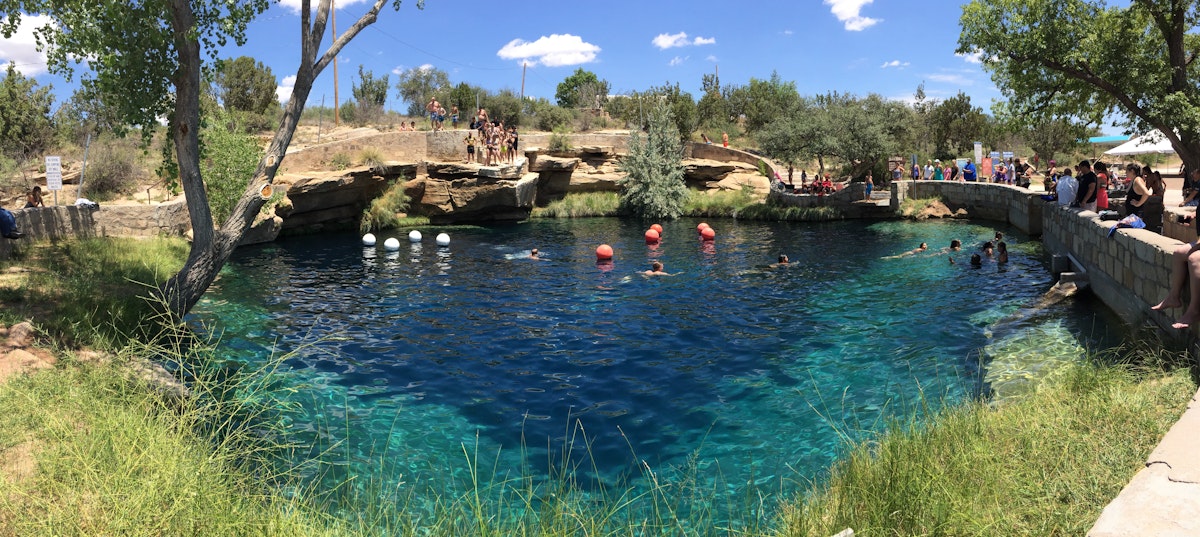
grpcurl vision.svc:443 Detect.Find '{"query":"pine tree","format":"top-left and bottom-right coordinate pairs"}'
top-left (618, 101), bottom-right (688, 220)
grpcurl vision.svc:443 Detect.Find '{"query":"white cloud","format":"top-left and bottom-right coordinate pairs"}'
top-left (928, 73), bottom-right (971, 85)
top-left (880, 60), bottom-right (910, 69)
top-left (781, 29), bottom-right (794, 36)
top-left (0, 14), bottom-right (55, 76)
top-left (669, 56), bottom-right (687, 67)
top-left (825, 0), bottom-right (880, 31)
top-left (497, 34), bottom-right (600, 67)
top-left (277, 0), bottom-right (371, 14)
top-left (706, 55), bottom-right (719, 63)
top-left (276, 75), bottom-right (297, 104)
top-left (652, 32), bottom-right (717, 49)
top-left (957, 50), bottom-right (984, 64)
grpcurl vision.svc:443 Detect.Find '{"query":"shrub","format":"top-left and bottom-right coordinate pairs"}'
top-left (329, 152), bottom-right (352, 170)
top-left (536, 105), bottom-right (574, 132)
top-left (201, 114), bottom-right (264, 224)
top-left (617, 101), bottom-right (688, 220)
top-left (360, 179), bottom-right (410, 232)
top-left (358, 147), bottom-right (384, 170)
top-left (83, 138), bottom-right (142, 201)
top-left (548, 131), bottom-right (573, 153)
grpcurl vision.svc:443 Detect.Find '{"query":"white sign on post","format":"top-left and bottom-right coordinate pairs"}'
top-left (45, 156), bottom-right (63, 191)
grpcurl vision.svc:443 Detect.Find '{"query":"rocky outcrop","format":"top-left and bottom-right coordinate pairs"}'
top-left (414, 173), bottom-right (539, 224)
top-left (275, 163), bottom-right (415, 232)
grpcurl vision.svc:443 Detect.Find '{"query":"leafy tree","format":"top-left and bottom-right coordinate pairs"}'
top-left (201, 109), bottom-right (263, 223)
top-left (756, 97), bottom-right (833, 168)
top-left (555, 68), bottom-right (609, 109)
top-left (927, 91), bottom-right (987, 159)
top-left (730, 72), bottom-right (801, 133)
top-left (1018, 115), bottom-right (1090, 165)
top-left (959, 0), bottom-right (1200, 172)
top-left (352, 65), bottom-right (389, 108)
top-left (395, 65), bottom-right (449, 116)
top-left (0, 64), bottom-right (55, 161)
top-left (55, 84), bottom-right (127, 145)
top-left (0, 0), bottom-right (424, 317)
top-left (481, 89), bottom-right (523, 126)
top-left (215, 56), bottom-right (278, 115)
top-left (446, 81), bottom-right (480, 118)
top-left (696, 72), bottom-right (729, 128)
top-left (618, 101), bottom-right (688, 220)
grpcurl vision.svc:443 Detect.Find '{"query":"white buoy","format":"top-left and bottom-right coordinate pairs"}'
top-left (362, 233), bottom-right (377, 246)
top-left (435, 233), bottom-right (450, 246)
top-left (383, 237), bottom-right (401, 251)
top-left (408, 230), bottom-right (423, 243)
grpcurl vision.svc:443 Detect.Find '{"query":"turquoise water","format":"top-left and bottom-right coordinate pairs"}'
top-left (193, 217), bottom-right (1123, 522)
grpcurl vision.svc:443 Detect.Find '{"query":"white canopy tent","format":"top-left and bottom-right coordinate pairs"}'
top-left (1104, 131), bottom-right (1176, 156)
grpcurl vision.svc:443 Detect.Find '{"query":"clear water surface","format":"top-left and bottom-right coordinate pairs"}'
top-left (192, 217), bottom-right (1124, 521)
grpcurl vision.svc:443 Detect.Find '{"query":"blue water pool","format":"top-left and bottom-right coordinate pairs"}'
top-left (192, 217), bottom-right (1124, 523)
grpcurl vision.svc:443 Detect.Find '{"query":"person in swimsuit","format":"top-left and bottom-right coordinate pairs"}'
top-left (642, 261), bottom-right (678, 276)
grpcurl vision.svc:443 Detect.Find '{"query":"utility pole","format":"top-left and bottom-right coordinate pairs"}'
top-left (520, 62), bottom-right (526, 103)
top-left (332, 0), bottom-right (339, 128)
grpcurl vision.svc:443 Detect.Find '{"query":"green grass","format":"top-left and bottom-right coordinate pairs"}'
top-left (0, 237), bottom-right (189, 349)
top-left (360, 179), bottom-right (414, 232)
top-left (778, 359), bottom-right (1195, 536)
top-left (532, 191), bottom-right (620, 218)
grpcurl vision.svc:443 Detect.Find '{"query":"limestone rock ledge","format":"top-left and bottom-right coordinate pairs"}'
top-left (415, 173), bottom-right (539, 224)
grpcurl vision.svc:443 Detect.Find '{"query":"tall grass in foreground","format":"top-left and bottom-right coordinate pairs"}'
top-left (0, 237), bottom-right (189, 349)
top-left (779, 358), bottom-right (1195, 536)
top-left (533, 191), bottom-right (620, 218)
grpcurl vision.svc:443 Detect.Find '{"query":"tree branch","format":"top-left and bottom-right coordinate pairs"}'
top-left (314, 0), bottom-right (386, 74)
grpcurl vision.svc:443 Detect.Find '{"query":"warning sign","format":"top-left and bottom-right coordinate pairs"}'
top-left (45, 156), bottom-right (63, 191)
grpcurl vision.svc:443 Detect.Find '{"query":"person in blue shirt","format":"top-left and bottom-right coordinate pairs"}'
top-left (962, 159), bottom-right (977, 182)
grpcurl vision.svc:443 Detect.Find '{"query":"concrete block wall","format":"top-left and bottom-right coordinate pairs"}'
top-left (902, 180), bottom-right (1043, 236)
top-left (1042, 204), bottom-right (1181, 331)
top-left (0, 201), bottom-right (191, 260)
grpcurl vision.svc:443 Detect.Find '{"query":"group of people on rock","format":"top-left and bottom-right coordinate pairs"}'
top-left (462, 109), bottom-right (518, 166)
top-left (424, 98), bottom-right (458, 132)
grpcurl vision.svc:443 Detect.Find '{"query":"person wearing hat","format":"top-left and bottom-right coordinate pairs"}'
top-left (932, 159), bottom-right (945, 181)
top-left (1073, 160), bottom-right (1098, 211)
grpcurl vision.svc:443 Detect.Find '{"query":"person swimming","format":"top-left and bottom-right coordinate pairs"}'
top-left (982, 241), bottom-right (995, 258)
top-left (885, 242), bottom-right (929, 259)
top-left (642, 260), bottom-right (678, 276)
top-left (530, 248), bottom-right (540, 259)
top-left (997, 241), bottom-right (1008, 264)
top-left (969, 253), bottom-right (983, 267)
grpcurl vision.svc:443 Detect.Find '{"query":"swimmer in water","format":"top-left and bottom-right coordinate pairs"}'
top-left (997, 241), bottom-right (1008, 264)
top-left (769, 253), bottom-right (791, 268)
top-left (982, 241), bottom-right (995, 258)
top-left (642, 260), bottom-right (678, 276)
top-left (885, 242), bottom-right (928, 259)
top-left (969, 253), bottom-right (983, 267)
top-left (530, 248), bottom-right (540, 259)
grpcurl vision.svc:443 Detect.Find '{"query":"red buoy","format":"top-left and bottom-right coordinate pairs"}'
top-left (596, 244), bottom-right (614, 260)
top-left (697, 222), bottom-right (710, 233)
top-left (644, 229), bottom-right (660, 244)
top-left (651, 223), bottom-right (663, 234)
top-left (700, 227), bottom-right (716, 240)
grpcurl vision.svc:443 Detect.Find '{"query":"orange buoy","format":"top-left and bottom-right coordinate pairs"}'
top-left (596, 244), bottom-right (614, 260)
top-left (700, 227), bottom-right (716, 240)
top-left (644, 229), bottom-right (660, 244)
top-left (697, 222), bottom-right (710, 233)
top-left (651, 223), bottom-right (663, 234)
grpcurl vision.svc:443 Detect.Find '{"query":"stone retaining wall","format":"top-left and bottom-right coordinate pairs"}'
top-left (0, 201), bottom-right (191, 260)
top-left (892, 180), bottom-right (1043, 236)
top-left (891, 180), bottom-right (1185, 334)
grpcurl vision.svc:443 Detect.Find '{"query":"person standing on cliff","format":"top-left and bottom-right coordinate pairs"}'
top-left (426, 97), bottom-right (438, 129)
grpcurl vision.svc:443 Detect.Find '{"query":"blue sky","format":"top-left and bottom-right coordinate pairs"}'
top-left (1, 0), bottom-right (1000, 117)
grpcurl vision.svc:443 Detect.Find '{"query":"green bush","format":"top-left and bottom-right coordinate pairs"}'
top-left (201, 113), bottom-right (264, 224)
top-left (535, 105), bottom-right (574, 132)
top-left (617, 101), bottom-right (688, 220)
top-left (329, 152), bottom-right (352, 171)
top-left (83, 138), bottom-right (143, 201)
top-left (360, 179), bottom-right (411, 232)
top-left (547, 131), bottom-right (573, 153)
top-left (532, 192), bottom-right (619, 218)
top-left (358, 147), bottom-right (384, 170)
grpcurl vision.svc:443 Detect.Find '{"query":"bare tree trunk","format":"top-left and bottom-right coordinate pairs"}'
top-left (157, 0), bottom-right (397, 318)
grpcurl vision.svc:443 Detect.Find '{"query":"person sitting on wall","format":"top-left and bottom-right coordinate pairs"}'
top-left (1152, 215), bottom-right (1200, 329)
top-left (25, 186), bottom-right (43, 208)
top-left (0, 206), bottom-right (22, 239)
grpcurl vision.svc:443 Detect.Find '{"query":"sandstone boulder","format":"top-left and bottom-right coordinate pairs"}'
top-left (416, 173), bottom-right (539, 224)
top-left (713, 172), bottom-right (771, 197)
top-left (529, 156), bottom-right (580, 172)
top-left (683, 158), bottom-right (742, 182)
top-left (426, 162), bottom-right (479, 179)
